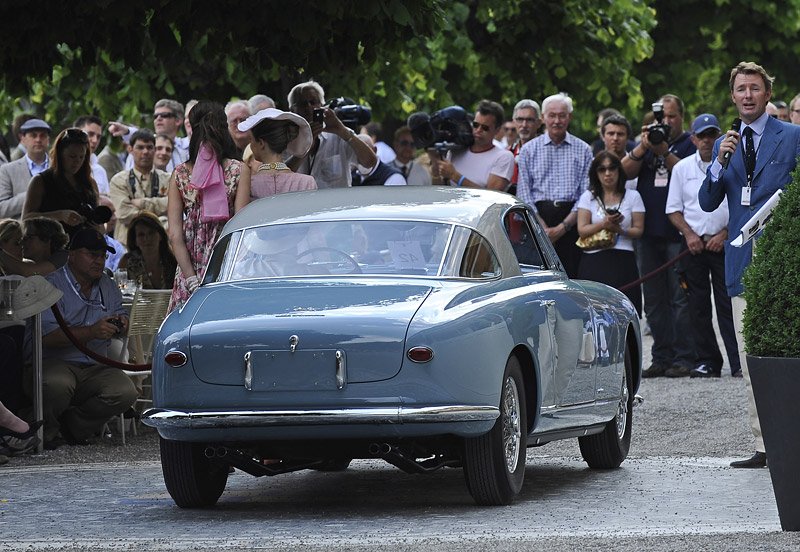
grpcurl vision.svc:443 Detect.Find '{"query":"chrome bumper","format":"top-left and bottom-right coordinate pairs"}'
top-left (141, 405), bottom-right (500, 429)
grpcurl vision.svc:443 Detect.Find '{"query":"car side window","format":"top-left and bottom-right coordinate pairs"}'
top-left (458, 231), bottom-right (501, 278)
top-left (504, 209), bottom-right (545, 269)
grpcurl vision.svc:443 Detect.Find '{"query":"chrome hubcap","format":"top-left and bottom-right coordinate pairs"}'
top-left (616, 370), bottom-right (629, 439)
top-left (502, 375), bottom-right (522, 473)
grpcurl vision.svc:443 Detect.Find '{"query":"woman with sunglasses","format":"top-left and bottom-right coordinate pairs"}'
top-left (576, 151), bottom-right (645, 315)
top-left (167, 101), bottom-right (242, 311)
top-left (0, 217), bottom-right (69, 277)
top-left (22, 128), bottom-right (100, 237)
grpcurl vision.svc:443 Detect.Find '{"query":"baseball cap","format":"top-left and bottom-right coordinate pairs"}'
top-left (19, 119), bottom-right (51, 133)
top-left (68, 228), bottom-right (116, 254)
top-left (692, 114), bottom-right (721, 135)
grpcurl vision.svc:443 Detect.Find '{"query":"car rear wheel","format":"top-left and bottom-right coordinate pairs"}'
top-left (160, 438), bottom-right (229, 508)
top-left (463, 356), bottom-right (527, 505)
top-left (579, 344), bottom-right (633, 468)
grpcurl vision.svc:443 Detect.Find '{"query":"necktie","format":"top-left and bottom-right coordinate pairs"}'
top-left (743, 126), bottom-right (756, 183)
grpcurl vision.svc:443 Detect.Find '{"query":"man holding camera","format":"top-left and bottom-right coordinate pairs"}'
top-left (622, 94), bottom-right (696, 379)
top-left (287, 81), bottom-right (377, 189)
top-left (434, 100), bottom-right (515, 192)
top-left (23, 228), bottom-right (137, 449)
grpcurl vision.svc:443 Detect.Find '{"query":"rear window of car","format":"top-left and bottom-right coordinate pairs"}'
top-left (215, 220), bottom-right (455, 280)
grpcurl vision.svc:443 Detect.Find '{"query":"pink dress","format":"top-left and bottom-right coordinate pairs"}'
top-left (249, 170), bottom-right (317, 200)
top-left (168, 158), bottom-right (242, 311)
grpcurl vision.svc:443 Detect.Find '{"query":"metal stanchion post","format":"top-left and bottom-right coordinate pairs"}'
top-left (33, 312), bottom-right (43, 453)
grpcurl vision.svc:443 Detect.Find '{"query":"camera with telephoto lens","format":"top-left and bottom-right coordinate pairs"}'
top-left (77, 203), bottom-right (113, 226)
top-left (108, 316), bottom-right (124, 333)
top-left (646, 102), bottom-right (672, 145)
top-left (407, 106), bottom-right (475, 156)
top-left (328, 97), bottom-right (371, 130)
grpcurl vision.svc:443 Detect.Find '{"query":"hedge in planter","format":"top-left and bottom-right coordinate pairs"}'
top-left (743, 169), bottom-right (800, 357)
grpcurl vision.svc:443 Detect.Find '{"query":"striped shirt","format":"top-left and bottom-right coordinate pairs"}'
top-left (516, 132), bottom-right (593, 214)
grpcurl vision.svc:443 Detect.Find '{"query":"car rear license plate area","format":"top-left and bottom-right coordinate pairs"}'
top-left (246, 350), bottom-right (344, 391)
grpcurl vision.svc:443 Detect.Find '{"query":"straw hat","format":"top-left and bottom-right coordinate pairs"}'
top-left (12, 275), bottom-right (63, 320)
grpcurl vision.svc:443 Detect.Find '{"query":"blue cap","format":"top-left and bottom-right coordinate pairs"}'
top-left (19, 119), bottom-right (51, 133)
top-left (692, 114), bottom-right (720, 135)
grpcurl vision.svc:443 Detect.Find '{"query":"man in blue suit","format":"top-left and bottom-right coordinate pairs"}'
top-left (699, 61), bottom-right (800, 469)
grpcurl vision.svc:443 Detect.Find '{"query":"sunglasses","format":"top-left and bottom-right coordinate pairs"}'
top-left (153, 112), bottom-right (177, 120)
top-left (63, 128), bottom-right (89, 144)
top-left (596, 165), bottom-right (619, 173)
top-left (471, 121), bottom-right (492, 132)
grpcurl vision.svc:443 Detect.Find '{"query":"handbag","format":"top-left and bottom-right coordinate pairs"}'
top-left (575, 192), bottom-right (623, 251)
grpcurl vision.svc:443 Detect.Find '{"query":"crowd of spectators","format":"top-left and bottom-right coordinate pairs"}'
top-left (0, 67), bottom-right (793, 464)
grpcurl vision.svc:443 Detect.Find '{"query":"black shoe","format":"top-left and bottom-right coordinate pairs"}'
top-left (731, 369), bottom-right (743, 378)
top-left (642, 362), bottom-right (669, 378)
top-left (59, 424), bottom-right (92, 447)
top-left (44, 437), bottom-right (66, 450)
top-left (665, 364), bottom-right (692, 378)
top-left (690, 364), bottom-right (721, 378)
top-left (730, 451), bottom-right (767, 468)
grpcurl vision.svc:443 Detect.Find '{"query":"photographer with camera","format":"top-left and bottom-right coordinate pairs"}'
top-left (22, 227), bottom-right (137, 449)
top-left (286, 81), bottom-right (377, 189)
top-left (432, 100), bottom-right (514, 192)
top-left (621, 94), bottom-right (696, 379)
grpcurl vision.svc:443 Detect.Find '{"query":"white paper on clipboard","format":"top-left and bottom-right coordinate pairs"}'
top-left (731, 189), bottom-right (783, 247)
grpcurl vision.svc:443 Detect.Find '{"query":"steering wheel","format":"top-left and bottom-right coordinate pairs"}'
top-left (295, 247), bottom-right (362, 274)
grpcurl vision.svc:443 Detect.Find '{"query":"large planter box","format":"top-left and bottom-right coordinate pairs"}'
top-left (747, 355), bottom-right (800, 531)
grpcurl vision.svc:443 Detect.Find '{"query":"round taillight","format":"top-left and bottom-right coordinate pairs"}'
top-left (407, 346), bottom-right (434, 363)
top-left (164, 350), bottom-right (188, 367)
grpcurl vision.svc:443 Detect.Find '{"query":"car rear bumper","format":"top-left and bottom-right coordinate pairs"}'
top-left (141, 405), bottom-right (500, 429)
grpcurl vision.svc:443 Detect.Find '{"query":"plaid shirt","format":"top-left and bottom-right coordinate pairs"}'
top-left (516, 132), bottom-right (593, 214)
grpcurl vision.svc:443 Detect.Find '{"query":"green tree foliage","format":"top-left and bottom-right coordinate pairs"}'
top-left (743, 171), bottom-right (800, 357)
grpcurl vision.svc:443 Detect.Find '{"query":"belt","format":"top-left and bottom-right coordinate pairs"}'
top-left (535, 200), bottom-right (575, 208)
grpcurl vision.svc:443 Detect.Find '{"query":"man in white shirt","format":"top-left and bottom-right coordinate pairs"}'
top-left (434, 100), bottom-right (514, 191)
top-left (666, 113), bottom-right (740, 379)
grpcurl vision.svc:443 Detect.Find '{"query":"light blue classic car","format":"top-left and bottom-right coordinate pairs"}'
top-left (143, 186), bottom-right (641, 508)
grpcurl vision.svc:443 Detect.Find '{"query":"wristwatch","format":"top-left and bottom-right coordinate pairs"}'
top-left (561, 220), bottom-right (573, 232)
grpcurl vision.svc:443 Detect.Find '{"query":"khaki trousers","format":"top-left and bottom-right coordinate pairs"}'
top-left (731, 295), bottom-right (765, 453)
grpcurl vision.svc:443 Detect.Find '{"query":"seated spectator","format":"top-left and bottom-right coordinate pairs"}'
top-left (23, 128), bottom-right (99, 238)
top-left (234, 108), bottom-right (316, 212)
top-left (23, 228), bottom-right (137, 449)
top-left (0, 219), bottom-right (23, 268)
top-left (576, 151), bottom-right (645, 315)
top-left (0, 217), bottom-right (69, 277)
top-left (119, 211), bottom-right (176, 289)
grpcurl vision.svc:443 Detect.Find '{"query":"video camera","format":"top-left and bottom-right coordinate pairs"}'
top-left (646, 102), bottom-right (672, 145)
top-left (407, 106), bottom-right (475, 156)
top-left (328, 97), bottom-right (371, 130)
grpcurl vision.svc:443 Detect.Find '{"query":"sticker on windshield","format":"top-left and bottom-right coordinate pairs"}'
top-left (388, 241), bottom-right (426, 270)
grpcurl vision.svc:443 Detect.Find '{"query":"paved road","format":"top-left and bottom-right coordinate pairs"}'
top-left (0, 453), bottom-right (792, 551)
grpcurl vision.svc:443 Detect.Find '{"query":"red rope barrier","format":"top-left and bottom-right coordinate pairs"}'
top-left (50, 304), bottom-right (152, 372)
top-left (618, 248), bottom-right (692, 292)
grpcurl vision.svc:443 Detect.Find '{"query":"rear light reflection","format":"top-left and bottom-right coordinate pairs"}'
top-left (165, 350), bottom-right (188, 367)
top-left (407, 346), bottom-right (434, 363)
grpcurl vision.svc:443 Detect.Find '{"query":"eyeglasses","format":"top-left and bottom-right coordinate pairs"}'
top-left (471, 121), bottom-right (492, 132)
top-left (596, 165), bottom-right (619, 173)
top-left (396, 140), bottom-right (415, 147)
top-left (292, 98), bottom-right (322, 108)
top-left (63, 128), bottom-right (89, 144)
top-left (153, 112), bottom-right (177, 120)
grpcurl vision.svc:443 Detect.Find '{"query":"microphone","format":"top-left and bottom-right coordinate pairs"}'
top-left (722, 118), bottom-right (741, 169)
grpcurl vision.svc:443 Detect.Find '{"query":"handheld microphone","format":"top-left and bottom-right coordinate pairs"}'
top-left (722, 118), bottom-right (741, 169)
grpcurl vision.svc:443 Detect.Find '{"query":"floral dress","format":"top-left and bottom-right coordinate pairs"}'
top-left (168, 158), bottom-right (241, 311)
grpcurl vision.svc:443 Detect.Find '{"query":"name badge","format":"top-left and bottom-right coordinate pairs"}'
top-left (741, 186), bottom-right (751, 206)
top-left (654, 166), bottom-right (668, 188)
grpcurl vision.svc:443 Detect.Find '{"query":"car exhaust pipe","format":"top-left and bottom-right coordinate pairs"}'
top-left (204, 447), bottom-right (216, 458)
top-left (369, 442), bottom-right (392, 456)
top-left (204, 446), bottom-right (230, 458)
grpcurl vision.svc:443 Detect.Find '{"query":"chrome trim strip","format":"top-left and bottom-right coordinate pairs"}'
top-left (141, 405), bottom-right (499, 429)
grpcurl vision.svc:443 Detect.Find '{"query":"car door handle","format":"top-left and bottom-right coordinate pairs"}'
top-left (244, 351), bottom-right (252, 391)
top-left (335, 350), bottom-right (346, 390)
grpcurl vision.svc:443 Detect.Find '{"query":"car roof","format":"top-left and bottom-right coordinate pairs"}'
top-left (222, 187), bottom-right (525, 236)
